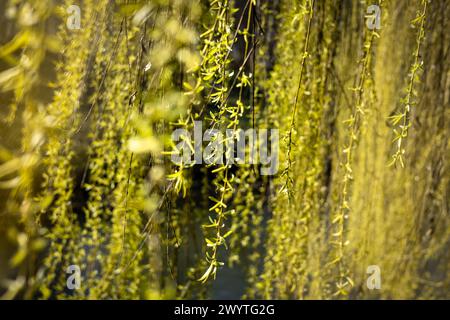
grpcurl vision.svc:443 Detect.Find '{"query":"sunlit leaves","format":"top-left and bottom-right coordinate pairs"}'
top-left (388, 0), bottom-right (427, 168)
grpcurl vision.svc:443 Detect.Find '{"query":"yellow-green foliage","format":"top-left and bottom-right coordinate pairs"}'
top-left (0, 0), bottom-right (448, 300)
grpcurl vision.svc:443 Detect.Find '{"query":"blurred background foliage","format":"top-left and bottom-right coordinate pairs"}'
top-left (0, 0), bottom-right (448, 299)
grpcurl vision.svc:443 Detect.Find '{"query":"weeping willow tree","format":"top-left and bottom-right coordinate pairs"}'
top-left (0, 0), bottom-right (448, 300)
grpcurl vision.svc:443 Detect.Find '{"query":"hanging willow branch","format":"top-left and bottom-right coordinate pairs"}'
top-left (282, 0), bottom-right (315, 199)
top-left (388, 0), bottom-right (428, 167)
top-left (0, 0), bottom-right (448, 301)
top-left (330, 0), bottom-right (382, 298)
